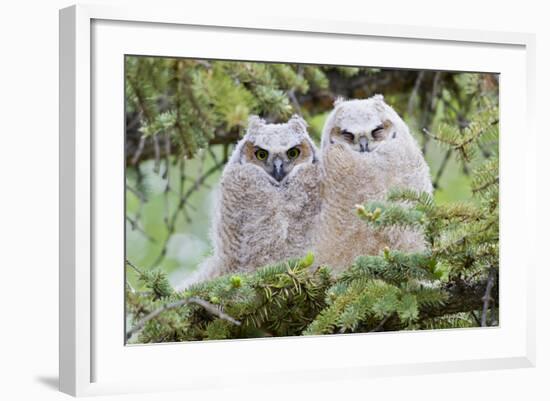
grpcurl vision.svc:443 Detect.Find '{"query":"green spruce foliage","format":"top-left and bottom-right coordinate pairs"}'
top-left (125, 58), bottom-right (499, 343)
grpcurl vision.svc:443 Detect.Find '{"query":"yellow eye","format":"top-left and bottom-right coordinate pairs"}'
top-left (287, 147), bottom-right (301, 159)
top-left (255, 149), bottom-right (269, 161)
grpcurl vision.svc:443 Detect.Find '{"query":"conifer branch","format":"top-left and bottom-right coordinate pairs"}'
top-left (423, 279), bottom-right (498, 320)
top-left (126, 297), bottom-right (241, 341)
top-left (124, 61), bottom-right (500, 341)
top-left (380, 278), bottom-right (498, 331)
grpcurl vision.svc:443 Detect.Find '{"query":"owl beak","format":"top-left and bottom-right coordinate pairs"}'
top-left (359, 136), bottom-right (369, 153)
top-left (271, 157), bottom-right (286, 182)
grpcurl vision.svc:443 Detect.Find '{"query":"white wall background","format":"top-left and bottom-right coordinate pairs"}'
top-left (0, 1), bottom-right (547, 400)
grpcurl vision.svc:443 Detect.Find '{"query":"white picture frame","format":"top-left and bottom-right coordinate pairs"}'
top-left (59, 3), bottom-right (536, 397)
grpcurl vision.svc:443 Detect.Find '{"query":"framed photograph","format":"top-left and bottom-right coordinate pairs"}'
top-left (59, 4), bottom-right (536, 396)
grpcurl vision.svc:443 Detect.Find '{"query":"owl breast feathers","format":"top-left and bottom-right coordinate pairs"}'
top-left (314, 95), bottom-right (433, 271)
top-left (180, 115), bottom-right (322, 288)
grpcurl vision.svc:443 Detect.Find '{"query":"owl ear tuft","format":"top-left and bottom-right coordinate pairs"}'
top-left (334, 96), bottom-right (346, 107)
top-left (247, 115), bottom-right (265, 132)
top-left (371, 94), bottom-right (388, 113)
top-left (288, 114), bottom-right (308, 133)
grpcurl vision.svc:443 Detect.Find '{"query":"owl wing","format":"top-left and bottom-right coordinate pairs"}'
top-left (281, 163), bottom-right (322, 258)
top-left (383, 139), bottom-right (433, 195)
top-left (284, 163), bottom-right (322, 211)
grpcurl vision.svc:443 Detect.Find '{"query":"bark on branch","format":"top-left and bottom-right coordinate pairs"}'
top-left (125, 124), bottom-right (240, 166)
top-left (383, 277), bottom-right (499, 331)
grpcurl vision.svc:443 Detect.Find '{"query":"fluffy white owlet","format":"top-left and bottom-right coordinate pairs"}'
top-left (314, 95), bottom-right (433, 272)
top-left (180, 115), bottom-right (322, 288)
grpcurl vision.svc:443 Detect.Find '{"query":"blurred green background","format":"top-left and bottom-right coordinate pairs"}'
top-left (125, 57), bottom-right (497, 289)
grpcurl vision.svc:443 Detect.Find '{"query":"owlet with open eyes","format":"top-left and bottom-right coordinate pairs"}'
top-left (179, 115), bottom-right (322, 288)
top-left (314, 95), bottom-right (433, 272)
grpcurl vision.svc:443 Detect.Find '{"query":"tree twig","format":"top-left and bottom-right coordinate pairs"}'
top-left (131, 134), bottom-right (147, 165)
top-left (126, 297), bottom-right (241, 341)
top-left (125, 259), bottom-right (143, 276)
top-left (126, 279), bottom-right (136, 294)
top-left (370, 313), bottom-right (394, 332)
top-left (420, 71), bottom-right (441, 155)
top-left (126, 184), bottom-right (146, 202)
top-left (481, 268), bottom-right (496, 327)
top-left (470, 311), bottom-right (481, 326)
top-left (473, 176), bottom-right (499, 193)
top-left (126, 216), bottom-right (157, 243)
top-left (407, 71), bottom-right (425, 117)
top-left (187, 297), bottom-right (241, 326)
top-left (126, 176), bottom-right (147, 233)
top-left (152, 133), bottom-right (161, 173)
top-left (288, 88), bottom-right (303, 116)
top-left (150, 158), bottom-right (225, 268)
top-left (433, 149), bottom-right (453, 189)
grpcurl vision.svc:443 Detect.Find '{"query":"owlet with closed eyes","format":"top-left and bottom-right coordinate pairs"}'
top-left (314, 95), bottom-right (433, 272)
top-left (180, 115), bottom-right (322, 287)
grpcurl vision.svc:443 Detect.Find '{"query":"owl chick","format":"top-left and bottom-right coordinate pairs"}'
top-left (314, 95), bottom-right (433, 272)
top-left (180, 114), bottom-right (322, 287)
